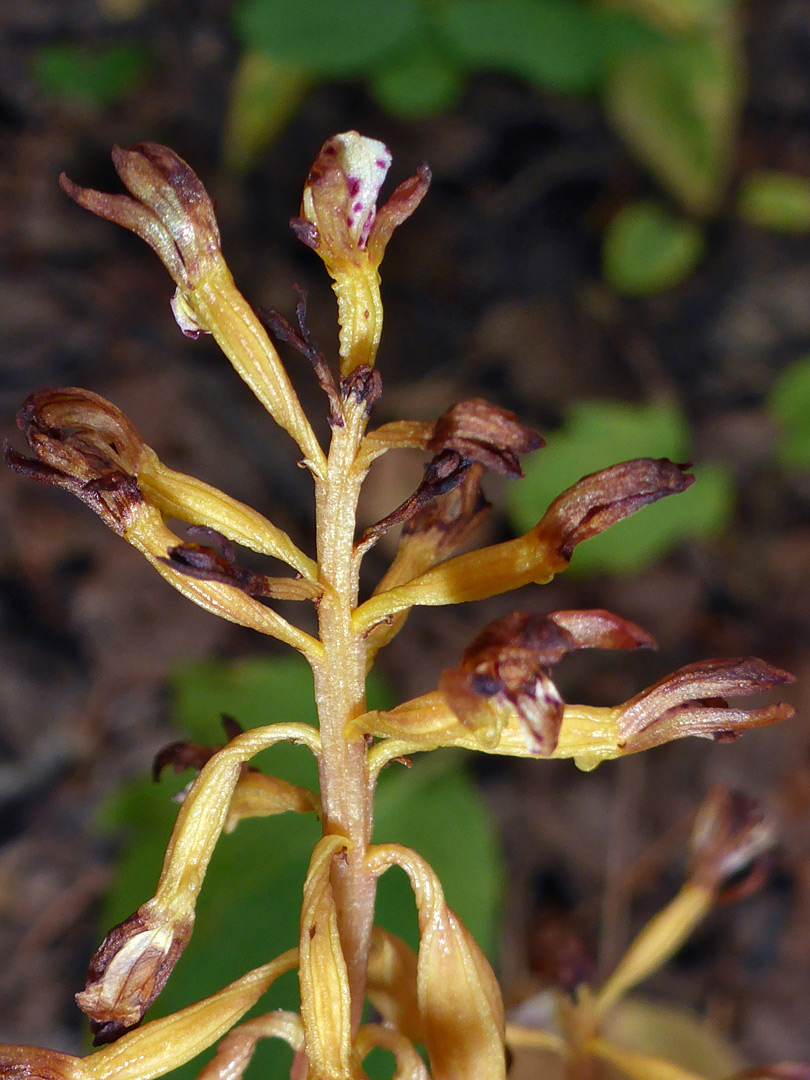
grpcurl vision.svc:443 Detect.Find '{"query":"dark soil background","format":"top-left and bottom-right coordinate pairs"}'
top-left (2, 0), bottom-right (810, 1067)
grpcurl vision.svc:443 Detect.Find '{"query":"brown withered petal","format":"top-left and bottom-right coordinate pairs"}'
top-left (440, 609), bottom-right (655, 755)
top-left (5, 388), bottom-right (151, 535)
top-left (618, 657), bottom-right (795, 743)
top-left (366, 162), bottom-right (431, 266)
top-left (341, 363), bottom-right (384, 412)
top-left (153, 716), bottom-right (243, 782)
top-left (17, 387), bottom-right (149, 472)
top-left (688, 787), bottom-right (774, 899)
top-left (159, 542), bottom-right (265, 595)
top-left (61, 143), bottom-right (221, 288)
top-left (0, 1047), bottom-right (84, 1080)
top-left (402, 463), bottom-right (491, 547)
top-left (427, 398), bottom-right (544, 479)
top-left (360, 450), bottom-right (471, 548)
top-left (262, 287), bottom-right (343, 426)
top-left (77, 905), bottom-right (193, 1043)
top-left (534, 458), bottom-right (693, 562)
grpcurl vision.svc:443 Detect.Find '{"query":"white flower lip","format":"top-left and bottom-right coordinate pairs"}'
top-left (331, 132), bottom-right (392, 248)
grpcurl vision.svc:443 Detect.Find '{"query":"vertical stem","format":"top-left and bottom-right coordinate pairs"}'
top-left (311, 399), bottom-right (376, 1032)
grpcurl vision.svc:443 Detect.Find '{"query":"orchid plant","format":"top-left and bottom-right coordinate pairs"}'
top-left (1, 133), bottom-right (798, 1080)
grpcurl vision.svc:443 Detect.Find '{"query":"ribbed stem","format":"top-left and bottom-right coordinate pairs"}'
top-left (311, 399), bottom-right (376, 1031)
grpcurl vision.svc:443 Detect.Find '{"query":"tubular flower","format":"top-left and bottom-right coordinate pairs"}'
top-left (297, 836), bottom-right (360, 1080)
top-left (506, 789), bottom-right (795, 1080)
top-left (352, 457), bottom-right (693, 633)
top-left (292, 130), bottom-right (430, 374)
top-left (75, 722), bottom-right (319, 1040)
top-left (0, 952), bottom-right (297, 1080)
top-left (367, 845), bottom-right (506, 1080)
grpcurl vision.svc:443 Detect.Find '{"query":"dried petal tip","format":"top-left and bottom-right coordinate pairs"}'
top-left (535, 458), bottom-right (693, 563)
top-left (5, 387), bottom-right (148, 535)
top-left (688, 787), bottom-right (774, 899)
top-left (0, 1046), bottom-right (82, 1080)
top-left (77, 904), bottom-right (193, 1043)
top-left (61, 143), bottom-right (221, 293)
top-left (428, 398), bottom-right (544, 479)
top-left (617, 657), bottom-right (795, 753)
top-left (441, 609), bottom-right (655, 755)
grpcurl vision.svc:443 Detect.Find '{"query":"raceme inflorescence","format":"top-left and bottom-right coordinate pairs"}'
top-left (1, 133), bottom-right (798, 1080)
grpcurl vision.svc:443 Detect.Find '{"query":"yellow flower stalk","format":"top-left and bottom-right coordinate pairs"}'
top-left (1, 131), bottom-right (799, 1080)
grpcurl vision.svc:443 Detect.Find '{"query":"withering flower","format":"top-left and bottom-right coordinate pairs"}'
top-left (617, 656), bottom-right (795, 752)
top-left (440, 609), bottom-right (655, 754)
top-left (77, 905), bottom-right (194, 1044)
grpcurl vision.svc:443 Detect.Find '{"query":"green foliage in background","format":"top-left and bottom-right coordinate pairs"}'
top-left (97, 656), bottom-right (503, 1080)
top-left (602, 200), bottom-right (705, 295)
top-left (738, 172), bottom-right (810, 235)
top-left (506, 400), bottom-right (734, 574)
top-left (767, 356), bottom-right (810, 471)
top-left (32, 41), bottom-right (150, 107)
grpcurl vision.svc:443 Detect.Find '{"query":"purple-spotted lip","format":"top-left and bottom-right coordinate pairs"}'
top-left (326, 131), bottom-right (392, 248)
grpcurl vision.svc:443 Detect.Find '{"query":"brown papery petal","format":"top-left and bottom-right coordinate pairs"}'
top-left (688, 787), bottom-right (773, 895)
top-left (427, 397), bottom-right (544, 479)
top-left (535, 458), bottom-right (693, 561)
top-left (367, 163), bottom-right (431, 266)
top-left (617, 657), bottom-right (795, 742)
top-left (77, 906), bottom-right (193, 1043)
top-left (62, 143), bottom-right (221, 287)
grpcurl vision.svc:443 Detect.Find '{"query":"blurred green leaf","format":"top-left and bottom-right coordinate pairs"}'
top-left (737, 171), bottom-right (810, 235)
top-left (438, 0), bottom-right (605, 93)
top-left (32, 41), bottom-right (150, 106)
top-left (767, 356), bottom-right (810, 470)
top-left (604, 24), bottom-right (743, 214)
top-left (370, 30), bottom-right (465, 118)
top-left (601, 0), bottom-right (741, 33)
top-left (506, 400), bottom-right (734, 574)
top-left (233, 0), bottom-right (420, 76)
top-left (223, 51), bottom-right (309, 172)
top-left (97, 655), bottom-right (501, 1079)
top-left (603, 200), bottom-right (705, 295)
